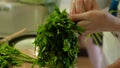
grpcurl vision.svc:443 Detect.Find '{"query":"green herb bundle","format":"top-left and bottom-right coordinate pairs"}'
top-left (0, 43), bottom-right (37, 68)
top-left (34, 8), bottom-right (85, 68)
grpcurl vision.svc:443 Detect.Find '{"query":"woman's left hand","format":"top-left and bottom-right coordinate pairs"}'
top-left (70, 0), bottom-right (98, 14)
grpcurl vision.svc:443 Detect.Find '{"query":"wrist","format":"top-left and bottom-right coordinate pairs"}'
top-left (112, 17), bottom-right (120, 31)
top-left (107, 13), bottom-right (120, 32)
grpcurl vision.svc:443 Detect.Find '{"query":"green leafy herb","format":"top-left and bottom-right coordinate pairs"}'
top-left (0, 43), bottom-right (37, 68)
top-left (34, 7), bottom-right (85, 68)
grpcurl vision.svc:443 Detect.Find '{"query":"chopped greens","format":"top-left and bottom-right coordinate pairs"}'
top-left (34, 7), bottom-right (85, 68)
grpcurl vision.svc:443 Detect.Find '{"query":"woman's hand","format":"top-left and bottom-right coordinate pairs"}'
top-left (70, 0), bottom-right (98, 14)
top-left (69, 10), bottom-right (120, 33)
top-left (69, 0), bottom-right (100, 34)
top-left (107, 58), bottom-right (120, 68)
top-left (69, 0), bottom-right (99, 46)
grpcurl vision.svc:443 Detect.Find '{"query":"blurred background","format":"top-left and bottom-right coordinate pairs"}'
top-left (0, 0), bottom-right (111, 68)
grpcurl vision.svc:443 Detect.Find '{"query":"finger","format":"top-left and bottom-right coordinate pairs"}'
top-left (83, 0), bottom-right (92, 11)
top-left (69, 12), bottom-right (91, 21)
top-left (70, 0), bottom-right (76, 14)
top-left (76, 0), bottom-right (84, 13)
top-left (84, 31), bottom-right (99, 35)
top-left (77, 20), bottom-right (100, 33)
top-left (92, 0), bottom-right (99, 10)
top-left (84, 31), bottom-right (93, 34)
top-left (77, 21), bottom-right (92, 29)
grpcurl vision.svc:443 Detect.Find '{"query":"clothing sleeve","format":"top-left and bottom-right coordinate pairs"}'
top-left (109, 0), bottom-right (119, 16)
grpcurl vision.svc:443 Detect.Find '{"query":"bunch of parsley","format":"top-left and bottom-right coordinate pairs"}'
top-left (34, 8), bottom-right (85, 68)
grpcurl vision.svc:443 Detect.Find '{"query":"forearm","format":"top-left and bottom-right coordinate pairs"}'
top-left (83, 37), bottom-right (102, 68)
top-left (86, 44), bottom-right (102, 68)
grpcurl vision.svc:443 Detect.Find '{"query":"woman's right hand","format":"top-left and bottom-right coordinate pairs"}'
top-left (69, 10), bottom-right (120, 33)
